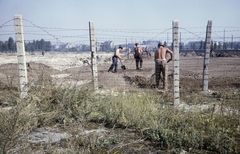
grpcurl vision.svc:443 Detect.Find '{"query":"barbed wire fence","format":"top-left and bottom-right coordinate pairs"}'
top-left (1, 18), bottom-right (240, 45)
top-left (0, 15), bottom-right (240, 100)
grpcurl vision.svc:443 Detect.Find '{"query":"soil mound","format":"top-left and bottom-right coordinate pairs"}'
top-left (130, 75), bottom-right (155, 88)
top-left (184, 51), bottom-right (197, 57)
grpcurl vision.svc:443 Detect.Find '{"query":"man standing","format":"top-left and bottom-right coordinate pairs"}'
top-left (134, 43), bottom-right (143, 70)
top-left (128, 47), bottom-right (131, 59)
top-left (108, 46), bottom-right (123, 73)
top-left (210, 49), bottom-right (214, 57)
top-left (42, 50), bottom-right (45, 57)
top-left (145, 46), bottom-right (151, 58)
top-left (154, 42), bottom-right (173, 90)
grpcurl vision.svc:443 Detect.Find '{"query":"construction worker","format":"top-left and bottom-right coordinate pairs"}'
top-left (154, 42), bottom-right (173, 90)
top-left (108, 46), bottom-right (123, 73)
top-left (134, 43), bottom-right (143, 70)
top-left (128, 47), bottom-right (131, 59)
top-left (145, 46), bottom-right (151, 58)
top-left (42, 50), bottom-right (45, 57)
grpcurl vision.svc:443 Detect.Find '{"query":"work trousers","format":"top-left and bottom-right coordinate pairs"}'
top-left (108, 56), bottom-right (118, 72)
top-left (135, 54), bottom-right (143, 69)
top-left (155, 59), bottom-right (168, 90)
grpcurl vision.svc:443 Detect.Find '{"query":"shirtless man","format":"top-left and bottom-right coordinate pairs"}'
top-left (108, 46), bottom-right (123, 73)
top-left (134, 43), bottom-right (143, 70)
top-left (154, 42), bottom-right (173, 90)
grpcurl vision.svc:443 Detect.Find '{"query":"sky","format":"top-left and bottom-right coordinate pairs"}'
top-left (1, 0), bottom-right (240, 45)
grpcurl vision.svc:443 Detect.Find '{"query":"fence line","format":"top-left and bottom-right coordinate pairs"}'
top-left (0, 17), bottom-right (240, 101)
top-left (1, 18), bottom-right (240, 45)
top-left (1, 64), bottom-right (239, 72)
top-left (0, 54), bottom-right (239, 92)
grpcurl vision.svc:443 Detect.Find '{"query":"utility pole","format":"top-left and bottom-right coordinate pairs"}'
top-left (231, 35), bottom-right (233, 49)
top-left (223, 29), bottom-right (225, 50)
top-left (180, 32), bottom-right (182, 50)
top-left (126, 39), bottom-right (127, 50)
top-left (167, 32), bottom-right (169, 47)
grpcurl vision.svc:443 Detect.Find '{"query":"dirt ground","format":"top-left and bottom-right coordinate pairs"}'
top-left (0, 51), bottom-right (240, 153)
top-left (0, 51), bottom-right (240, 92)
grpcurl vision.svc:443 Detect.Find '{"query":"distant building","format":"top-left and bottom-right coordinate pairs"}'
top-left (142, 40), bottom-right (160, 51)
top-left (53, 43), bottom-right (72, 49)
top-left (118, 40), bottom-right (161, 52)
top-left (187, 41), bottom-right (201, 49)
top-left (65, 43), bottom-right (72, 49)
top-left (100, 41), bottom-right (114, 51)
top-left (96, 42), bottom-right (101, 51)
top-left (81, 44), bottom-right (90, 51)
top-left (53, 43), bottom-right (60, 49)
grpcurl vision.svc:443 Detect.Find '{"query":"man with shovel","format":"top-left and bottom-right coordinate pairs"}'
top-left (154, 42), bottom-right (173, 91)
top-left (108, 46), bottom-right (123, 73)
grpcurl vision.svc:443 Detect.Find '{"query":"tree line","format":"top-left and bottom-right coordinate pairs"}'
top-left (0, 37), bottom-right (51, 52)
top-left (185, 40), bottom-right (239, 50)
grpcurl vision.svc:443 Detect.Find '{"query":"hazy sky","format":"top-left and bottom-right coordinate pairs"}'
top-left (1, 0), bottom-right (240, 45)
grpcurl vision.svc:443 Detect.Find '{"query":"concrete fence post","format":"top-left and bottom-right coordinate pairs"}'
top-left (89, 21), bottom-right (98, 91)
top-left (172, 20), bottom-right (180, 105)
top-left (14, 14), bottom-right (28, 98)
top-left (202, 20), bottom-right (212, 91)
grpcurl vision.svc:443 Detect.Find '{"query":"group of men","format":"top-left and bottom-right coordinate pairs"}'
top-left (108, 42), bottom-right (173, 90)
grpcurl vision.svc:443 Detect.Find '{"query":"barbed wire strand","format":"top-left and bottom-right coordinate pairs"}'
top-left (0, 19), bottom-right (14, 28)
top-left (1, 18), bottom-right (240, 46)
top-left (22, 19), bottom-right (64, 44)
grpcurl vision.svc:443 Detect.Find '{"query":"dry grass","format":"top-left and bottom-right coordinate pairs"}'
top-left (91, 89), bottom-right (240, 153)
top-left (0, 74), bottom-right (240, 153)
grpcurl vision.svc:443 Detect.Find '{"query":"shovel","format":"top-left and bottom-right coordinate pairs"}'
top-left (119, 59), bottom-right (126, 70)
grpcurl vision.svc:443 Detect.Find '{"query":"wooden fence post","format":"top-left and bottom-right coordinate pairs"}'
top-left (14, 14), bottom-right (28, 98)
top-left (89, 21), bottom-right (98, 91)
top-left (202, 20), bottom-right (212, 91)
top-left (172, 20), bottom-right (180, 105)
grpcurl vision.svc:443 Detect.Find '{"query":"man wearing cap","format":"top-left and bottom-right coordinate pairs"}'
top-left (154, 42), bottom-right (173, 90)
top-left (108, 46), bottom-right (123, 73)
top-left (134, 43), bottom-right (143, 70)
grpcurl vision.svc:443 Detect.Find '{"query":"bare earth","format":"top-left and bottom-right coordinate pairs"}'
top-left (0, 51), bottom-right (240, 92)
top-left (0, 51), bottom-right (240, 153)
